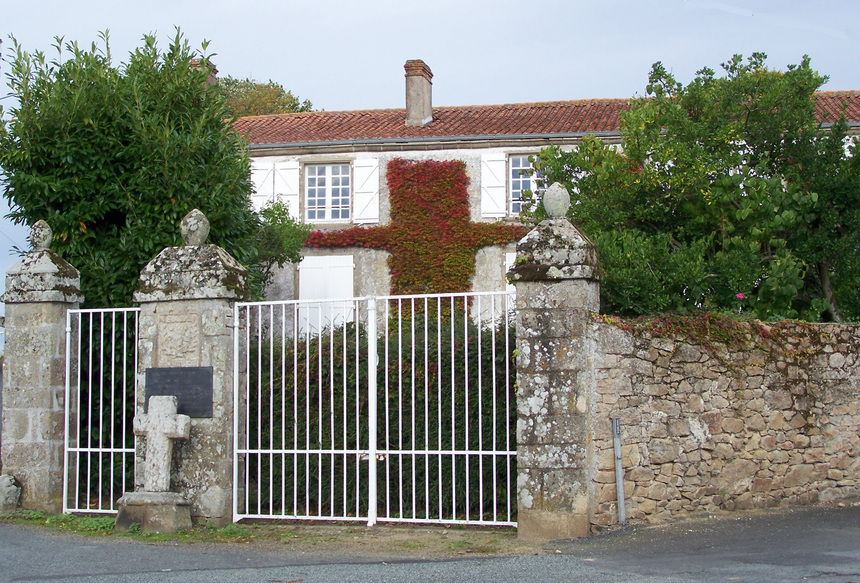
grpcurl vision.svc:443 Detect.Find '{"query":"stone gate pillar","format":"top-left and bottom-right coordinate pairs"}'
top-left (509, 183), bottom-right (600, 541)
top-left (1, 221), bottom-right (83, 512)
top-left (133, 209), bottom-right (248, 526)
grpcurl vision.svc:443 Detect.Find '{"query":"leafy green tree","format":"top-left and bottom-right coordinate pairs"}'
top-left (251, 200), bottom-right (311, 292)
top-left (0, 31), bottom-right (307, 307)
top-left (531, 53), bottom-right (860, 321)
top-left (215, 76), bottom-right (312, 118)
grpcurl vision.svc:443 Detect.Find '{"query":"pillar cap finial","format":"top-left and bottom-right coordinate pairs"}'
top-left (30, 220), bottom-right (53, 251)
top-left (543, 183), bottom-right (571, 218)
top-left (181, 209), bottom-right (210, 246)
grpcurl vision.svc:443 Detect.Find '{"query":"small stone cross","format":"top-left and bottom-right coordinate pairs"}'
top-left (134, 396), bottom-right (191, 492)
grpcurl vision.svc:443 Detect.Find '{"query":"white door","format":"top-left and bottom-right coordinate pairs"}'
top-left (297, 255), bottom-right (355, 333)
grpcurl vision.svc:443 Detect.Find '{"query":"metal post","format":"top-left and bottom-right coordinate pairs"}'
top-left (612, 418), bottom-right (627, 526)
top-left (366, 299), bottom-right (378, 527)
top-left (232, 303), bottom-right (241, 521)
top-left (62, 312), bottom-right (73, 514)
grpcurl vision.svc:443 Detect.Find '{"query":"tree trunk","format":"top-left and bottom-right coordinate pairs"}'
top-left (818, 262), bottom-right (843, 322)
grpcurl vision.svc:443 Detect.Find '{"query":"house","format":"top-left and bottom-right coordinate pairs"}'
top-left (232, 60), bottom-right (860, 304)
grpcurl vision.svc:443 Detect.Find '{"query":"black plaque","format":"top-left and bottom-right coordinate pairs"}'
top-left (145, 367), bottom-right (214, 418)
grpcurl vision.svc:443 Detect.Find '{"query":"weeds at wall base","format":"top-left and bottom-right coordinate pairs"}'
top-left (0, 509), bottom-right (519, 554)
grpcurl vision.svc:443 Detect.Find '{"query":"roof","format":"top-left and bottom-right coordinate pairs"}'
top-left (814, 91), bottom-right (860, 125)
top-left (234, 91), bottom-right (860, 149)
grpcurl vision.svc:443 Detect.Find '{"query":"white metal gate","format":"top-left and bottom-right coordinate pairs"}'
top-left (233, 291), bottom-right (517, 526)
top-left (63, 308), bottom-right (139, 514)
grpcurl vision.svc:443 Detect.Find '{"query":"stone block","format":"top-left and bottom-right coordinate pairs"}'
top-left (594, 325), bottom-right (633, 355)
top-left (644, 481), bottom-right (679, 502)
top-left (721, 417), bottom-right (745, 434)
top-left (783, 464), bottom-right (815, 488)
top-left (2, 409), bottom-right (31, 442)
top-left (596, 480), bottom-right (635, 503)
top-left (517, 508), bottom-right (590, 541)
top-left (819, 486), bottom-right (860, 504)
top-left (673, 344), bottom-right (702, 363)
top-left (669, 419), bottom-right (691, 437)
top-left (3, 440), bottom-right (64, 513)
top-left (543, 469), bottom-right (588, 507)
top-left (714, 458), bottom-right (758, 496)
top-left (515, 281), bottom-right (598, 311)
top-left (648, 438), bottom-right (679, 464)
top-left (36, 409), bottom-right (64, 441)
top-left (134, 243), bottom-right (248, 303)
top-left (628, 466), bottom-right (656, 482)
top-left (597, 444), bottom-right (640, 469)
top-left (0, 475), bottom-right (21, 512)
top-left (518, 309), bottom-right (579, 339)
top-left (750, 477), bottom-right (773, 493)
top-left (519, 444), bottom-right (583, 470)
top-left (115, 492), bottom-right (192, 534)
top-left (551, 411), bottom-right (587, 444)
top-left (746, 413), bottom-right (766, 432)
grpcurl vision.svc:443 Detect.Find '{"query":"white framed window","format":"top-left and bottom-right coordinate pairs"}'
top-left (509, 155), bottom-right (544, 215)
top-left (306, 164), bottom-right (351, 222)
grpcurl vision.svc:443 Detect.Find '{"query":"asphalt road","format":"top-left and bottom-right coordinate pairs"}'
top-left (0, 504), bottom-right (858, 582)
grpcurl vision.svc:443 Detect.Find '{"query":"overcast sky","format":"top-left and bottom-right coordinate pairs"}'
top-left (2, 0), bottom-right (859, 313)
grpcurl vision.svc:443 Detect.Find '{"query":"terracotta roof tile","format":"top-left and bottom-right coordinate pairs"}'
top-left (814, 91), bottom-right (860, 125)
top-left (234, 92), bottom-right (860, 147)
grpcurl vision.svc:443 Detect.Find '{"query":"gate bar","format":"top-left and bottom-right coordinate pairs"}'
top-left (367, 298), bottom-right (378, 527)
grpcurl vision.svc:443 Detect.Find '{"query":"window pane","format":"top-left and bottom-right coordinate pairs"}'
top-left (305, 163), bottom-right (351, 222)
top-left (509, 155), bottom-right (537, 215)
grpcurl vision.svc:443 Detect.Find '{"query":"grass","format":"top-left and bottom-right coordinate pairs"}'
top-left (0, 509), bottom-right (523, 556)
top-left (0, 509), bottom-right (254, 542)
top-left (0, 510), bottom-right (115, 535)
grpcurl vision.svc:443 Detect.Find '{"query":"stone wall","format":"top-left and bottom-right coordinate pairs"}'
top-left (588, 317), bottom-right (860, 530)
top-left (513, 197), bottom-right (860, 541)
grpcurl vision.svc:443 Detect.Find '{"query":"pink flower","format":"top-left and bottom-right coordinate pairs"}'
top-left (736, 293), bottom-right (745, 300)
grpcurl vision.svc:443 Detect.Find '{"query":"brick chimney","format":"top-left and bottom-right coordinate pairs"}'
top-left (404, 60), bottom-right (433, 127)
top-left (191, 58), bottom-right (218, 89)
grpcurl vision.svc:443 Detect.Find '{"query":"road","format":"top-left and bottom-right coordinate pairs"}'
top-left (0, 504), bottom-right (858, 582)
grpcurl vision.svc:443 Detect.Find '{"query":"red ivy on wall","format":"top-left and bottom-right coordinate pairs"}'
top-left (305, 158), bottom-right (528, 295)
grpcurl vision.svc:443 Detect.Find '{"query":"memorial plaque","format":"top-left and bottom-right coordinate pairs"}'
top-left (145, 367), bottom-right (213, 418)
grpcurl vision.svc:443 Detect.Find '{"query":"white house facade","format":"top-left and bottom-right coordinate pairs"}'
top-left (233, 60), bottom-right (860, 303)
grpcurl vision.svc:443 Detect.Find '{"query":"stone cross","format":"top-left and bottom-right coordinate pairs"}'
top-left (133, 396), bottom-right (191, 492)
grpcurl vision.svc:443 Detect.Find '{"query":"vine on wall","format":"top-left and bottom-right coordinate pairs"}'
top-left (306, 158), bottom-right (528, 294)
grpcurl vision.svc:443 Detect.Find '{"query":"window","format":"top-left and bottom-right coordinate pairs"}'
top-left (509, 155), bottom-right (544, 214)
top-left (306, 164), bottom-right (351, 222)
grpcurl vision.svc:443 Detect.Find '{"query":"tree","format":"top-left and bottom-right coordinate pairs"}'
top-left (531, 53), bottom-right (860, 322)
top-left (215, 76), bottom-right (312, 118)
top-left (0, 31), bottom-right (307, 307)
top-left (251, 200), bottom-right (311, 292)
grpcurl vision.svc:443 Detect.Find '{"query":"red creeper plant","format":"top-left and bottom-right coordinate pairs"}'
top-left (306, 158), bottom-right (527, 294)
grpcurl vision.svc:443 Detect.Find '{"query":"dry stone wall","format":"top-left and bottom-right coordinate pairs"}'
top-left (588, 317), bottom-right (860, 530)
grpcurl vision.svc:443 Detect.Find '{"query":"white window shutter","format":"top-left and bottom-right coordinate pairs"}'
top-left (353, 158), bottom-right (380, 224)
top-left (505, 252), bottom-right (517, 296)
top-left (273, 160), bottom-right (301, 219)
top-left (297, 255), bottom-right (356, 333)
top-left (481, 152), bottom-right (507, 219)
top-left (249, 158), bottom-right (274, 212)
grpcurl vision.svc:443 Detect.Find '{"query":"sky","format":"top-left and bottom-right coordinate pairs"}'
top-left (1, 0), bottom-right (859, 316)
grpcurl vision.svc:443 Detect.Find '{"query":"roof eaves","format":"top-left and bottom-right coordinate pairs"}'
top-left (246, 130), bottom-right (623, 151)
